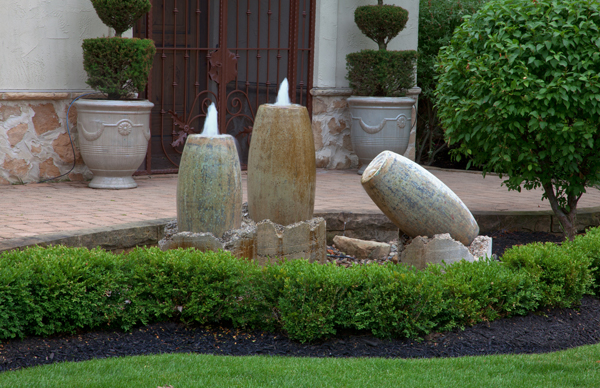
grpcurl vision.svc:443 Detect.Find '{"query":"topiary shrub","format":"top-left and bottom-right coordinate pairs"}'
top-left (415, 0), bottom-right (489, 165)
top-left (90, 0), bottom-right (151, 37)
top-left (346, 0), bottom-right (416, 97)
top-left (82, 38), bottom-right (155, 100)
top-left (435, 0), bottom-right (600, 240)
top-left (83, 0), bottom-right (155, 99)
top-left (354, 4), bottom-right (409, 51)
top-left (346, 50), bottom-right (417, 97)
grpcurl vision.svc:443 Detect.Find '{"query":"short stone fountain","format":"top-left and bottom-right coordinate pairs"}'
top-left (160, 80), bottom-right (327, 264)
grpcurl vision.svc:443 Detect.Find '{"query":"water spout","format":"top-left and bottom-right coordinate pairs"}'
top-left (274, 78), bottom-right (291, 106)
top-left (202, 103), bottom-right (220, 137)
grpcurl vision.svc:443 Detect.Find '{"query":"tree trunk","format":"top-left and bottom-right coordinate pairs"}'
top-left (542, 182), bottom-right (580, 241)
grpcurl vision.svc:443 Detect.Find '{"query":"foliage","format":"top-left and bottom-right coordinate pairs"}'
top-left (435, 0), bottom-right (600, 239)
top-left (355, 5), bottom-right (409, 51)
top-left (346, 50), bottom-right (418, 97)
top-left (346, 1), bottom-right (415, 96)
top-left (90, 0), bottom-right (151, 37)
top-left (82, 37), bottom-right (156, 100)
top-left (0, 235), bottom-right (597, 343)
top-left (563, 227), bottom-right (600, 294)
top-left (502, 242), bottom-right (593, 307)
top-left (416, 0), bottom-right (489, 165)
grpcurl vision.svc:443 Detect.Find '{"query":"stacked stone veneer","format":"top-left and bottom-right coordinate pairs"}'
top-left (310, 87), bottom-right (421, 169)
top-left (0, 93), bottom-right (92, 184)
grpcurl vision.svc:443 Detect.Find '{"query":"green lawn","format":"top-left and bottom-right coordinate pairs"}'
top-left (2, 344), bottom-right (600, 388)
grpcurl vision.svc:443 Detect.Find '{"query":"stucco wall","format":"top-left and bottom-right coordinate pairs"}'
top-left (313, 0), bottom-right (419, 88)
top-left (0, 1), bottom-right (118, 91)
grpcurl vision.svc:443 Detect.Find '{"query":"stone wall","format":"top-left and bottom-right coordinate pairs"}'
top-left (0, 93), bottom-right (92, 184)
top-left (311, 87), bottom-right (421, 170)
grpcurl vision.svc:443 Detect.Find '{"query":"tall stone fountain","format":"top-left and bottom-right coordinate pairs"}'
top-left (161, 80), bottom-right (326, 264)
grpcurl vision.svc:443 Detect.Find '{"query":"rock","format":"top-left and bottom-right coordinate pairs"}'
top-left (400, 233), bottom-right (476, 270)
top-left (30, 103), bottom-right (60, 135)
top-left (361, 151), bottom-right (479, 245)
top-left (333, 235), bottom-right (391, 260)
top-left (469, 235), bottom-right (493, 259)
top-left (254, 218), bottom-right (326, 265)
top-left (159, 214), bottom-right (326, 265)
top-left (158, 231), bottom-right (224, 252)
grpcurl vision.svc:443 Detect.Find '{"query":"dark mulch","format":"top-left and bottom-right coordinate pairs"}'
top-left (1, 230), bottom-right (598, 372)
top-left (489, 230), bottom-right (565, 257)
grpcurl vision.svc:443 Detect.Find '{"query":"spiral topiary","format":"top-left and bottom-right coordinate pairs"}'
top-left (346, 0), bottom-right (416, 97)
top-left (90, 0), bottom-right (151, 37)
top-left (83, 0), bottom-right (155, 99)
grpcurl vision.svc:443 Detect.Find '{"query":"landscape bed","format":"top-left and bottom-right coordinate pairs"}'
top-left (1, 228), bottom-right (600, 371)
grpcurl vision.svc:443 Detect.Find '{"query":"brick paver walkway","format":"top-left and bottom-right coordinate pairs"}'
top-left (2, 168), bottom-right (600, 241)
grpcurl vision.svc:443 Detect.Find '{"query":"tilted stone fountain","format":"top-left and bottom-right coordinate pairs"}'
top-left (361, 150), bottom-right (491, 269)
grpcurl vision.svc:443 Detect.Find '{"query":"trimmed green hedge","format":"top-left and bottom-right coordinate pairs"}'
top-left (82, 37), bottom-right (156, 100)
top-left (0, 231), bottom-right (596, 343)
top-left (346, 50), bottom-right (418, 97)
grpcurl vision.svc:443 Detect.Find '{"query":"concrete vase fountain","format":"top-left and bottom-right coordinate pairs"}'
top-left (247, 92), bottom-right (316, 226)
top-left (176, 105), bottom-right (242, 238)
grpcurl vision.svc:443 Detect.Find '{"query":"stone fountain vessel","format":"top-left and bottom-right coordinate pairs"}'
top-left (166, 83), bottom-right (326, 264)
top-left (176, 104), bottom-right (242, 238)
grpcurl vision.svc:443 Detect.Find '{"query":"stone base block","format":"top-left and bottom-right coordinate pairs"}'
top-left (159, 232), bottom-right (223, 252)
top-left (159, 217), bottom-right (327, 265)
top-left (400, 233), bottom-right (493, 270)
top-left (332, 235), bottom-right (391, 260)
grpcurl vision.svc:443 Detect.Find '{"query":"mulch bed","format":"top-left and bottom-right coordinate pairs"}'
top-left (1, 230), bottom-right (598, 372)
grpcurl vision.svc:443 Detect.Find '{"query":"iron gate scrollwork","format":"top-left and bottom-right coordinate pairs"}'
top-left (134, 0), bottom-right (316, 172)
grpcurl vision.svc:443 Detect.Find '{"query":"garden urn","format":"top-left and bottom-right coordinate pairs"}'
top-left (74, 99), bottom-right (153, 189)
top-left (247, 104), bottom-right (316, 226)
top-left (177, 134), bottom-right (242, 238)
top-left (348, 96), bottom-right (415, 174)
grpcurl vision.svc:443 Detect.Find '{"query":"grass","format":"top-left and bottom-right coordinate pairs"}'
top-left (2, 344), bottom-right (600, 387)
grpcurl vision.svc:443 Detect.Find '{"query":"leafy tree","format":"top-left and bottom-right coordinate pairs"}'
top-left (435, 0), bottom-right (600, 240)
top-left (416, 0), bottom-right (489, 165)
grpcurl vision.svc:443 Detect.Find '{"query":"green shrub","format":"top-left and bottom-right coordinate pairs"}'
top-left (91, 0), bottom-right (151, 37)
top-left (0, 247), bottom-right (127, 338)
top-left (441, 258), bottom-right (540, 325)
top-left (502, 242), bottom-right (593, 307)
top-left (415, 0), bottom-right (489, 165)
top-left (346, 50), bottom-right (418, 97)
top-left (435, 0), bottom-right (600, 240)
top-left (355, 5), bottom-right (409, 51)
top-left (563, 227), bottom-right (600, 294)
top-left (0, 240), bottom-right (595, 343)
top-left (82, 37), bottom-right (156, 100)
top-left (339, 264), bottom-right (448, 339)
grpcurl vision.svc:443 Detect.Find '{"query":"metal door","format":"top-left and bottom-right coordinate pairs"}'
top-left (135, 0), bottom-right (315, 173)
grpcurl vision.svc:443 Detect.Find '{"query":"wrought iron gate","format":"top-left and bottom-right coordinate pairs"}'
top-left (135, 0), bottom-right (316, 173)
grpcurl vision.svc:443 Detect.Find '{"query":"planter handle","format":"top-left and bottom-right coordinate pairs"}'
top-left (352, 113), bottom-right (410, 135)
top-left (79, 120), bottom-right (106, 142)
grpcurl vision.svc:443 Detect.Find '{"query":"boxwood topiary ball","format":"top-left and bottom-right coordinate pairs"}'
top-left (91, 0), bottom-right (151, 37)
top-left (355, 5), bottom-right (409, 50)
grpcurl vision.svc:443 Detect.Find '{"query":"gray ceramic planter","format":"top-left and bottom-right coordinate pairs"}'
top-left (74, 99), bottom-right (153, 189)
top-left (348, 96), bottom-right (415, 174)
